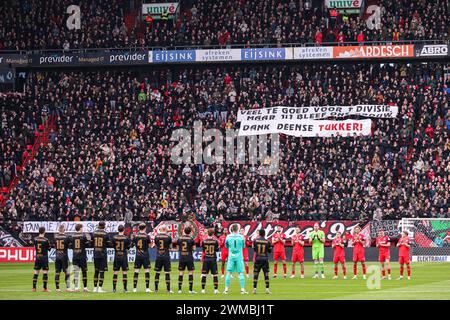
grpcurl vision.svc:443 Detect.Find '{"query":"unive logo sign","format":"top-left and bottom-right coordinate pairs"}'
top-left (152, 50), bottom-right (196, 63)
top-left (241, 48), bottom-right (287, 61)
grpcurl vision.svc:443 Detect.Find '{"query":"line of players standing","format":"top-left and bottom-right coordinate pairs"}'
top-left (32, 222), bottom-right (412, 293)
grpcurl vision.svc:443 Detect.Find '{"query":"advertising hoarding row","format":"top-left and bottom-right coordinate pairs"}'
top-left (0, 44), bottom-right (448, 68)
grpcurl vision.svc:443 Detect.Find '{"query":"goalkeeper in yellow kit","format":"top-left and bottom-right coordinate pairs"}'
top-left (309, 223), bottom-right (326, 279)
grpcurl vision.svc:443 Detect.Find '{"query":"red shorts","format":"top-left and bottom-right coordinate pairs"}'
top-left (378, 253), bottom-right (390, 263)
top-left (221, 249), bottom-right (228, 262)
top-left (243, 250), bottom-right (249, 262)
top-left (353, 251), bottom-right (365, 262)
top-left (273, 251), bottom-right (286, 261)
top-left (399, 255), bottom-right (410, 264)
top-left (291, 251), bottom-right (304, 263)
top-left (333, 256), bottom-right (345, 264)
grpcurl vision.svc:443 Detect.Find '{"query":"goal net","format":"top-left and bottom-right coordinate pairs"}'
top-left (400, 218), bottom-right (450, 262)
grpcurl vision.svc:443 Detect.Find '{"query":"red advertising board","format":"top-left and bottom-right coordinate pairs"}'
top-left (333, 45), bottom-right (414, 59)
top-left (0, 247), bottom-right (35, 263)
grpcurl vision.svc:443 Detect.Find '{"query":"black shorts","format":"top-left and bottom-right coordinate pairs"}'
top-left (178, 259), bottom-right (195, 271)
top-left (55, 257), bottom-right (69, 272)
top-left (201, 259), bottom-right (218, 274)
top-left (113, 258), bottom-right (129, 271)
top-left (154, 258), bottom-right (171, 272)
top-left (254, 259), bottom-right (269, 274)
top-left (34, 258), bottom-right (49, 271)
top-left (73, 258), bottom-right (88, 271)
top-left (94, 257), bottom-right (108, 271)
top-left (134, 256), bottom-right (151, 269)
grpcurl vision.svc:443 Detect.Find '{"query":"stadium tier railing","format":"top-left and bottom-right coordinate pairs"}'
top-left (1, 39), bottom-right (447, 55)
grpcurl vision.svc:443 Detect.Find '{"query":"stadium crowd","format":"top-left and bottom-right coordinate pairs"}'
top-left (1, 0), bottom-right (450, 51)
top-left (1, 62), bottom-right (449, 227)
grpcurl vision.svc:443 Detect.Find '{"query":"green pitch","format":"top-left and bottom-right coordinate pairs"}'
top-left (1, 262), bottom-right (449, 300)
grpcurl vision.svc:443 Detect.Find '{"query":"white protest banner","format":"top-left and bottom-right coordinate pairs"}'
top-left (237, 105), bottom-right (397, 122)
top-left (22, 221), bottom-right (124, 233)
top-left (238, 118), bottom-right (372, 137)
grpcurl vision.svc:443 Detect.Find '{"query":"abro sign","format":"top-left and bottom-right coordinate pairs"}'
top-left (0, 247), bottom-right (35, 263)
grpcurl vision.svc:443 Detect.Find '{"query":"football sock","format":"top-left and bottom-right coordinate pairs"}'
top-left (400, 265), bottom-right (404, 276)
top-left (406, 264), bottom-right (411, 276)
top-left (245, 265), bottom-right (249, 275)
top-left (274, 263), bottom-right (278, 275)
top-left (353, 263), bottom-right (357, 275)
top-left (201, 275), bottom-right (207, 290)
top-left (43, 273), bottom-right (48, 289)
top-left (65, 272), bottom-right (70, 288)
top-left (188, 274), bottom-right (194, 291)
top-left (145, 272), bottom-right (150, 289)
top-left (239, 273), bottom-right (245, 290)
top-left (113, 274), bottom-right (118, 290)
top-left (33, 274), bottom-right (38, 289)
top-left (314, 261), bottom-right (318, 274)
top-left (253, 272), bottom-right (259, 288)
top-left (334, 265), bottom-right (338, 276)
top-left (213, 275), bottom-right (218, 290)
top-left (123, 274), bottom-right (127, 290)
top-left (154, 272), bottom-right (160, 291)
top-left (55, 272), bottom-right (60, 289)
top-left (291, 264), bottom-right (295, 275)
top-left (264, 272), bottom-right (270, 289)
top-left (134, 272), bottom-right (139, 289)
top-left (98, 271), bottom-right (104, 287)
top-left (342, 264), bottom-right (347, 276)
top-left (94, 270), bottom-right (99, 287)
top-left (319, 262), bottom-right (324, 274)
top-left (362, 263), bottom-right (366, 275)
top-left (225, 273), bottom-right (231, 288)
top-left (178, 275), bottom-right (183, 291)
top-left (165, 273), bottom-right (171, 291)
top-left (283, 263), bottom-right (287, 274)
top-left (82, 270), bottom-right (87, 288)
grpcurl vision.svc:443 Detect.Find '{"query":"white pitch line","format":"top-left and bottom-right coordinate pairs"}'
top-left (1, 290), bottom-right (450, 294)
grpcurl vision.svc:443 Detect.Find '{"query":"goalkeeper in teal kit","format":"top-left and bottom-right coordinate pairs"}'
top-left (223, 224), bottom-right (248, 294)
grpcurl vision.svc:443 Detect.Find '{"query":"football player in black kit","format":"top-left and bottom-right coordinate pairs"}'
top-left (132, 223), bottom-right (153, 293)
top-left (54, 224), bottom-right (72, 292)
top-left (153, 225), bottom-right (174, 293)
top-left (92, 221), bottom-right (110, 293)
top-left (200, 228), bottom-right (220, 294)
top-left (71, 224), bottom-right (90, 292)
top-left (32, 227), bottom-right (51, 292)
top-left (111, 225), bottom-right (131, 293)
top-left (177, 226), bottom-right (197, 294)
top-left (253, 229), bottom-right (272, 294)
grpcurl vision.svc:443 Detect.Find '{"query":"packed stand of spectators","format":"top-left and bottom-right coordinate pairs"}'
top-left (163, 0), bottom-right (450, 47)
top-left (1, 62), bottom-right (449, 226)
top-left (0, 0), bottom-right (135, 50)
top-left (1, 0), bottom-right (450, 51)
top-left (0, 93), bottom-right (53, 198)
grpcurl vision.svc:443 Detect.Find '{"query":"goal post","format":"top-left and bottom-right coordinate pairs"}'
top-left (400, 218), bottom-right (450, 262)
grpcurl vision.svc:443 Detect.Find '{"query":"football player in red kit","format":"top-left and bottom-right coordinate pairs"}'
top-left (218, 228), bottom-right (229, 278)
top-left (376, 229), bottom-right (391, 280)
top-left (290, 227), bottom-right (305, 278)
top-left (332, 232), bottom-right (347, 279)
top-left (351, 226), bottom-right (366, 279)
top-left (271, 226), bottom-right (287, 278)
top-left (397, 231), bottom-right (411, 280)
top-left (239, 228), bottom-right (251, 278)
